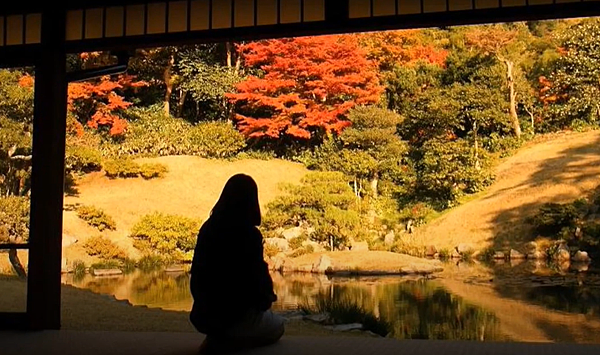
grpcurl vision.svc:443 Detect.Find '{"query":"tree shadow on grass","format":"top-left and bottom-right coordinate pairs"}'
top-left (456, 133), bottom-right (600, 342)
top-left (485, 134), bottom-right (600, 252)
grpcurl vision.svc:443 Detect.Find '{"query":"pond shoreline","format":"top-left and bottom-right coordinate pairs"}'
top-left (267, 251), bottom-right (446, 276)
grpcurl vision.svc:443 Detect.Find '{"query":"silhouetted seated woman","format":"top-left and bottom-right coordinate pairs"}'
top-left (190, 174), bottom-right (284, 354)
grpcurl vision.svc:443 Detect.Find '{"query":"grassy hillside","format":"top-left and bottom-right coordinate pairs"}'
top-left (414, 130), bottom-right (600, 251)
top-left (60, 156), bottom-right (309, 265)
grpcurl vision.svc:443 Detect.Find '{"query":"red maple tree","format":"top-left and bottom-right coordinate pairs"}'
top-left (358, 30), bottom-right (449, 70)
top-left (20, 53), bottom-right (146, 137)
top-left (228, 35), bottom-right (383, 142)
top-left (68, 75), bottom-right (145, 136)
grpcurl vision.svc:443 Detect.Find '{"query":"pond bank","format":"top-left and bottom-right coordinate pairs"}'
top-left (267, 251), bottom-right (444, 276)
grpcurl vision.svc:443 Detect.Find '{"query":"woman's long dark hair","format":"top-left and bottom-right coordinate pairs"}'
top-left (210, 174), bottom-right (261, 226)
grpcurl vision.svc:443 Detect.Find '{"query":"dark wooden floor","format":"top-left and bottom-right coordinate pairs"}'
top-left (2, 330), bottom-right (600, 355)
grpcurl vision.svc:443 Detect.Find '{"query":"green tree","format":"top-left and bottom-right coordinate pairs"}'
top-left (263, 172), bottom-right (365, 250)
top-left (0, 69), bottom-right (33, 278)
top-left (306, 106), bottom-right (413, 198)
top-left (176, 46), bottom-right (243, 122)
top-left (464, 23), bottom-right (534, 138)
top-left (128, 44), bottom-right (243, 121)
top-left (544, 19), bottom-right (600, 128)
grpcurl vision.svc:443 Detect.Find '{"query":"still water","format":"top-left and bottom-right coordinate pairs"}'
top-left (61, 261), bottom-right (600, 343)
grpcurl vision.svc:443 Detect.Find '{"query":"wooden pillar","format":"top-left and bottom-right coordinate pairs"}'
top-left (26, 8), bottom-right (68, 330)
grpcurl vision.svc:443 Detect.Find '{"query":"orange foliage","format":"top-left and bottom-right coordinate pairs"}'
top-left (68, 75), bottom-right (146, 136)
top-left (228, 35), bottom-right (383, 141)
top-left (358, 30), bottom-right (448, 70)
top-left (18, 64), bottom-right (145, 137)
top-left (18, 75), bottom-right (34, 88)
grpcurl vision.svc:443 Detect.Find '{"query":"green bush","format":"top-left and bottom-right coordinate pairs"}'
top-left (0, 115), bottom-right (33, 197)
top-left (130, 213), bottom-right (202, 262)
top-left (65, 145), bottom-right (103, 174)
top-left (438, 248), bottom-right (451, 260)
top-left (83, 236), bottom-right (127, 260)
top-left (416, 139), bottom-right (494, 209)
top-left (263, 172), bottom-right (366, 250)
top-left (399, 202), bottom-right (436, 227)
top-left (289, 235), bottom-right (308, 250)
top-left (104, 158), bottom-right (168, 180)
top-left (0, 196), bottom-right (29, 243)
top-left (531, 203), bottom-right (578, 236)
top-left (76, 205), bottom-right (116, 231)
top-left (105, 110), bottom-right (245, 159)
top-left (188, 121), bottom-right (246, 158)
top-left (120, 258), bottom-right (137, 274)
top-left (390, 240), bottom-right (426, 258)
top-left (263, 243), bottom-right (279, 259)
top-left (139, 163), bottom-right (168, 179)
top-left (104, 158), bottom-right (141, 178)
top-left (483, 133), bottom-right (522, 155)
top-left (235, 149), bottom-right (276, 161)
top-left (289, 244), bottom-right (315, 258)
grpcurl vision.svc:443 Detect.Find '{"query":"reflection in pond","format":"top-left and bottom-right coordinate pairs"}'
top-left (303, 279), bottom-right (502, 341)
top-left (61, 266), bottom-right (600, 343)
top-left (508, 285), bottom-right (600, 316)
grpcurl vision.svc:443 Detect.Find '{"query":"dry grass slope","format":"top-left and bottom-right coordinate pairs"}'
top-left (415, 130), bottom-right (600, 251)
top-left (60, 156), bottom-right (309, 263)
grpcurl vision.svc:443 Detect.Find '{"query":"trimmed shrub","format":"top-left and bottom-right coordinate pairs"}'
top-left (139, 163), bottom-right (169, 179)
top-left (104, 158), bottom-right (168, 179)
top-left (0, 196), bottom-right (30, 243)
top-left (83, 236), bottom-right (128, 260)
top-left (263, 172), bottom-right (366, 250)
top-left (104, 158), bottom-right (141, 178)
top-left (130, 213), bottom-right (201, 262)
top-left (416, 139), bottom-right (494, 209)
top-left (105, 110), bottom-right (245, 159)
top-left (264, 243), bottom-right (279, 259)
top-left (188, 121), bottom-right (246, 159)
top-left (289, 235), bottom-right (308, 250)
top-left (65, 145), bottom-right (103, 174)
top-left (76, 205), bottom-right (116, 231)
top-left (390, 240), bottom-right (426, 258)
top-left (289, 244), bottom-right (314, 258)
top-left (531, 203), bottom-right (578, 236)
top-left (399, 202), bottom-right (436, 227)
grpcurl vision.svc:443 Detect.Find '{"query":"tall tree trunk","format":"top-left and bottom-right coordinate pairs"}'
top-left (177, 90), bottom-right (188, 118)
top-left (370, 174), bottom-right (378, 198)
top-left (235, 53), bottom-right (242, 75)
top-left (525, 105), bottom-right (535, 133)
top-left (163, 54), bottom-right (175, 116)
top-left (226, 42), bottom-right (234, 68)
top-left (8, 236), bottom-right (26, 278)
top-left (473, 121), bottom-right (480, 171)
top-left (504, 59), bottom-right (522, 138)
top-left (9, 249), bottom-right (27, 278)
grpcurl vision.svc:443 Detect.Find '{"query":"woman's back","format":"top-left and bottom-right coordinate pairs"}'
top-left (190, 216), bottom-right (274, 333)
top-left (189, 174), bottom-right (283, 352)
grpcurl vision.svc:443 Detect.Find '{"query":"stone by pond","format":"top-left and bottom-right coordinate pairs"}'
top-left (59, 259), bottom-right (600, 343)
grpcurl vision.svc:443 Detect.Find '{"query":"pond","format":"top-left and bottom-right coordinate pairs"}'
top-left (61, 261), bottom-right (600, 343)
